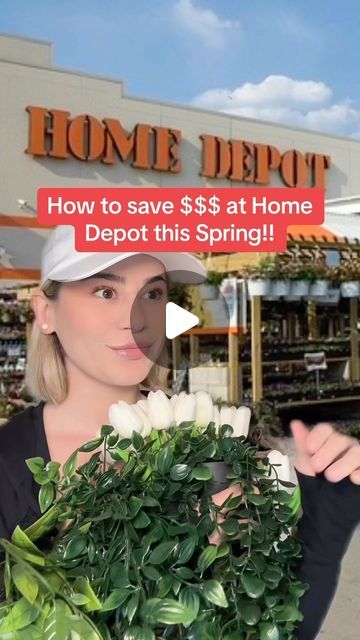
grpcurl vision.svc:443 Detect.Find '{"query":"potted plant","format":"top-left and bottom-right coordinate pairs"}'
top-left (285, 262), bottom-right (316, 297)
top-left (333, 256), bottom-right (360, 298)
top-left (317, 284), bottom-right (341, 305)
top-left (0, 391), bottom-right (306, 640)
top-left (264, 257), bottom-right (291, 298)
top-left (301, 262), bottom-right (330, 298)
top-left (240, 257), bottom-right (278, 297)
top-left (250, 256), bottom-right (292, 298)
top-left (200, 271), bottom-right (226, 300)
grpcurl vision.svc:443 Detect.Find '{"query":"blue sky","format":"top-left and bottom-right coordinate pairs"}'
top-left (2, 0), bottom-right (360, 136)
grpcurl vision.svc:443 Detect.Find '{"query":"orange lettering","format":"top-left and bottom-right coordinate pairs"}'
top-left (200, 135), bottom-right (231, 179)
top-left (200, 135), bottom-right (215, 177)
top-left (230, 140), bottom-right (255, 182)
top-left (306, 153), bottom-right (331, 189)
top-left (281, 150), bottom-right (308, 187)
top-left (152, 127), bottom-right (182, 173)
top-left (68, 115), bottom-right (104, 161)
top-left (26, 106), bottom-right (69, 158)
top-left (25, 106), bottom-right (332, 188)
top-left (131, 124), bottom-right (152, 169)
top-left (102, 118), bottom-right (136, 165)
top-left (254, 144), bottom-right (281, 184)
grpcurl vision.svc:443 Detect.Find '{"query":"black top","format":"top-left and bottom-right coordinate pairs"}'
top-left (0, 400), bottom-right (360, 640)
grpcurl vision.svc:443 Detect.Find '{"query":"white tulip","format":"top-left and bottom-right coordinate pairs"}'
top-left (267, 450), bottom-right (291, 486)
top-left (170, 392), bottom-right (181, 407)
top-left (135, 398), bottom-right (148, 413)
top-left (109, 401), bottom-right (144, 439)
top-left (147, 390), bottom-right (174, 430)
top-left (232, 406), bottom-right (251, 438)
top-left (194, 391), bottom-right (214, 428)
top-left (132, 403), bottom-right (152, 438)
top-left (173, 392), bottom-right (196, 424)
top-left (220, 405), bottom-right (236, 428)
top-left (213, 404), bottom-right (221, 434)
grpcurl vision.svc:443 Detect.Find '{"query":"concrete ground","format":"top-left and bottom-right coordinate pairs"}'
top-left (278, 437), bottom-right (360, 639)
top-left (318, 531), bottom-right (360, 639)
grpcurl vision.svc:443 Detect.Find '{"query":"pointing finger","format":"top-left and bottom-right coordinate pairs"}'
top-left (311, 432), bottom-right (353, 474)
top-left (306, 422), bottom-right (335, 455)
top-left (290, 420), bottom-right (309, 453)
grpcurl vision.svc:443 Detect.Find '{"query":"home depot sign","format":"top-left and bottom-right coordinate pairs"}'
top-left (25, 106), bottom-right (331, 188)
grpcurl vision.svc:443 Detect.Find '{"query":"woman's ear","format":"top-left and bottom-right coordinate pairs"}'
top-left (31, 291), bottom-right (55, 334)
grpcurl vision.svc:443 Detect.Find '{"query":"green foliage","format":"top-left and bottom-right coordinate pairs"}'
top-left (168, 283), bottom-right (193, 310)
top-left (0, 422), bottom-right (306, 639)
top-left (205, 271), bottom-right (226, 286)
top-left (249, 401), bottom-right (284, 441)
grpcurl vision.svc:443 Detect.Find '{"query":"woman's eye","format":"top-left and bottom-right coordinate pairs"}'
top-left (143, 287), bottom-right (166, 300)
top-left (93, 286), bottom-right (117, 299)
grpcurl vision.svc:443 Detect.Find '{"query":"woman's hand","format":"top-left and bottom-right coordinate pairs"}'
top-left (291, 420), bottom-right (360, 485)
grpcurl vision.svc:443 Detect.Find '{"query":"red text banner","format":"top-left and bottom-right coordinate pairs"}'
top-left (37, 187), bottom-right (324, 252)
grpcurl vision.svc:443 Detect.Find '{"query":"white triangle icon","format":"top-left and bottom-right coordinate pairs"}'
top-left (166, 302), bottom-right (200, 339)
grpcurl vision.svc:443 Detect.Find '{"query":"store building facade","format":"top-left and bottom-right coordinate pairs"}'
top-left (1, 33), bottom-right (360, 284)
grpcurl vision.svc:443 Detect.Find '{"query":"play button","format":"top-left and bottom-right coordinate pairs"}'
top-left (166, 302), bottom-right (199, 339)
top-left (128, 265), bottom-right (230, 369)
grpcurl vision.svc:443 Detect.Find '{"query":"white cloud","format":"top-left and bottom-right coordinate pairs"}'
top-left (173, 0), bottom-right (240, 49)
top-left (191, 75), bottom-right (360, 137)
top-left (229, 76), bottom-right (331, 107)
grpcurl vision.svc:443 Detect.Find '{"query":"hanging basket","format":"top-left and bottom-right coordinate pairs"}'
top-left (269, 280), bottom-right (291, 297)
top-left (317, 288), bottom-right (341, 305)
top-left (247, 279), bottom-right (271, 297)
top-left (309, 280), bottom-right (329, 296)
top-left (340, 281), bottom-right (360, 298)
top-left (289, 280), bottom-right (310, 297)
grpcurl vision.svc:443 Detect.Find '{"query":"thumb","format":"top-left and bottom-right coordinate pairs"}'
top-left (290, 419), bottom-right (315, 477)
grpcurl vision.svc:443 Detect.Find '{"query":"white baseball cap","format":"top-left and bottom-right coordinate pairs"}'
top-left (41, 225), bottom-right (207, 286)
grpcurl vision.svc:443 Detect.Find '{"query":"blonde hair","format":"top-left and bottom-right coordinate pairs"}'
top-left (25, 279), bottom-right (171, 404)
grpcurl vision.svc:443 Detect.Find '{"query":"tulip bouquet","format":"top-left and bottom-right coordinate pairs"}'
top-left (0, 391), bottom-right (305, 640)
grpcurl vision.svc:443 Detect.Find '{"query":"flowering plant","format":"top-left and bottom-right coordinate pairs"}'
top-left (239, 256), bottom-right (282, 281)
top-left (0, 391), bottom-right (305, 640)
top-left (332, 257), bottom-right (360, 284)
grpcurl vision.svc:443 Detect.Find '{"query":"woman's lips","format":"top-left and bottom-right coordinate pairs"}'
top-left (109, 346), bottom-right (152, 360)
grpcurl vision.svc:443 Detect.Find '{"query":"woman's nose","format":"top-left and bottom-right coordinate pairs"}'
top-left (115, 293), bottom-right (146, 332)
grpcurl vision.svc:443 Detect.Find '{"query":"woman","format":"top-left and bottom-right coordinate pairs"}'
top-left (0, 225), bottom-right (360, 639)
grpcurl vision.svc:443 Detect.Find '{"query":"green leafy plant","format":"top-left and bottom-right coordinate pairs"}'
top-left (240, 256), bottom-right (300, 282)
top-left (331, 258), bottom-right (360, 284)
top-left (250, 401), bottom-right (284, 442)
top-left (0, 419), bottom-right (306, 640)
top-left (240, 257), bottom-right (281, 281)
top-left (283, 260), bottom-right (331, 283)
top-left (285, 263), bottom-right (318, 283)
top-left (169, 283), bottom-right (193, 310)
top-left (240, 255), bottom-right (333, 284)
top-left (205, 271), bottom-right (227, 287)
